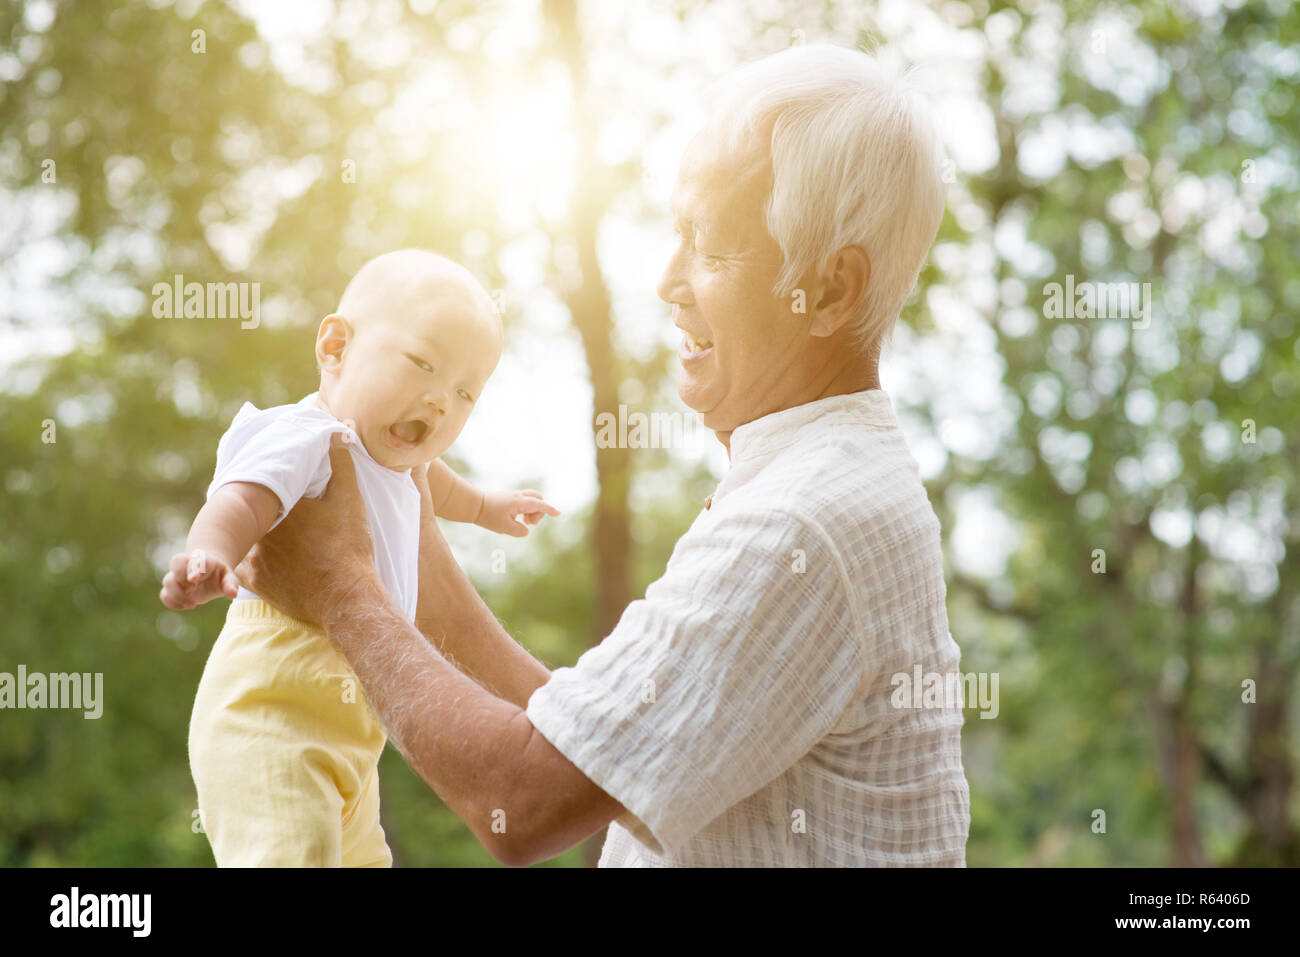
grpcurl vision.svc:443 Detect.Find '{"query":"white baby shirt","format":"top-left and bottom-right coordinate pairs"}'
top-left (206, 392), bottom-right (421, 622)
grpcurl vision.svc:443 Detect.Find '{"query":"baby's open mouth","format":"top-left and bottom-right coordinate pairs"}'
top-left (389, 419), bottom-right (428, 445)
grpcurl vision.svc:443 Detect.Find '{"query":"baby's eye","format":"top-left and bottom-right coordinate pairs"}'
top-left (457, 388), bottom-right (474, 402)
top-left (406, 353), bottom-right (434, 373)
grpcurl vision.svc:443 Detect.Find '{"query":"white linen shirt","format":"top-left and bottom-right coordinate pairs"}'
top-left (525, 389), bottom-right (970, 866)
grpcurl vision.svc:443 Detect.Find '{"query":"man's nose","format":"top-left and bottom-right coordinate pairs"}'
top-left (656, 242), bottom-right (692, 306)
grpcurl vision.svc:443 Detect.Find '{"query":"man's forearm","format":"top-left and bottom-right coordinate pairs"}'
top-left (414, 610), bottom-right (548, 711)
top-left (325, 582), bottom-right (525, 842)
top-left (324, 577), bottom-right (620, 864)
top-left (414, 515), bottom-right (553, 709)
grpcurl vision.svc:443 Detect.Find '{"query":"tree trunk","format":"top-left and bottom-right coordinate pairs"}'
top-left (546, 0), bottom-right (633, 868)
top-left (1240, 640), bottom-right (1296, 863)
top-left (1149, 693), bottom-right (1208, 867)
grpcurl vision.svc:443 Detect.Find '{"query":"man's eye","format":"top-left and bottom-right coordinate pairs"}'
top-left (406, 354), bottom-right (434, 373)
top-left (692, 235), bottom-right (723, 262)
top-left (457, 388), bottom-right (474, 402)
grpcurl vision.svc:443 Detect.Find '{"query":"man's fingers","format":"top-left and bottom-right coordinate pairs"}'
top-left (234, 548), bottom-right (258, 593)
top-left (325, 432), bottom-right (360, 501)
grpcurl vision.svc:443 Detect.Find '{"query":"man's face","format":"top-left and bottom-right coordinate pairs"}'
top-left (657, 124), bottom-right (812, 433)
top-left (321, 280), bottom-right (501, 471)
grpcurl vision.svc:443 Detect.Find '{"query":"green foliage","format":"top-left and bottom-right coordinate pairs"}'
top-left (3, 0), bottom-right (1297, 867)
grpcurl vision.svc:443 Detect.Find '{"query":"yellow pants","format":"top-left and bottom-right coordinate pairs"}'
top-left (189, 600), bottom-right (392, 867)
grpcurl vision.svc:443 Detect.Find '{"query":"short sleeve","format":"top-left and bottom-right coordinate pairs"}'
top-left (525, 506), bottom-right (866, 854)
top-left (206, 403), bottom-right (350, 527)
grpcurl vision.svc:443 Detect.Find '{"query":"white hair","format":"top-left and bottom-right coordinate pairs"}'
top-left (705, 44), bottom-right (948, 349)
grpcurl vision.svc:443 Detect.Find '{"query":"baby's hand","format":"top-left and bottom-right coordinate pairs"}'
top-left (476, 490), bottom-right (560, 538)
top-left (159, 549), bottom-right (240, 610)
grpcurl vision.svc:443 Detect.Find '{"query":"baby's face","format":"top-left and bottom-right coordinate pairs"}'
top-left (319, 269), bottom-right (501, 471)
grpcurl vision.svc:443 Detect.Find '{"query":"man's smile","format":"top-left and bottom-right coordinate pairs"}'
top-left (675, 318), bottom-right (714, 361)
top-left (678, 331), bottom-right (714, 361)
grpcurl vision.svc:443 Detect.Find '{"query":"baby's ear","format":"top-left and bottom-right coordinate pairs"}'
top-left (316, 314), bottom-right (351, 371)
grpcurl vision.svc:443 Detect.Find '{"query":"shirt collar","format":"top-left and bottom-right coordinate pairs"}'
top-left (298, 391), bottom-right (413, 478)
top-left (707, 389), bottom-right (897, 509)
top-left (729, 388), bottom-right (897, 462)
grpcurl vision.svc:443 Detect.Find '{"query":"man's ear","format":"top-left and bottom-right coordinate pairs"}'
top-left (808, 245), bottom-right (871, 338)
top-left (316, 314), bottom-right (351, 373)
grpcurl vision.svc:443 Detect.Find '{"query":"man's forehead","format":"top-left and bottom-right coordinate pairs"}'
top-left (672, 125), bottom-right (771, 227)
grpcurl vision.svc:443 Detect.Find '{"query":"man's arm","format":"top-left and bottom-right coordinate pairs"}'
top-left (237, 437), bottom-right (626, 866)
top-left (327, 583), bottom-right (622, 865)
top-left (410, 463), bottom-right (554, 709)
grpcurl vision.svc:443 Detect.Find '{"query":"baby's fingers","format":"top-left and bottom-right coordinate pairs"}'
top-left (186, 549), bottom-right (215, 584)
top-left (518, 496), bottom-right (560, 517)
top-left (160, 571), bottom-right (195, 610)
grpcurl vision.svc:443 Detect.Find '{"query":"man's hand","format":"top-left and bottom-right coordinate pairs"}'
top-left (235, 434), bottom-right (381, 626)
top-left (411, 461), bottom-right (438, 528)
top-left (159, 549), bottom-right (239, 610)
top-left (476, 490), bottom-right (560, 537)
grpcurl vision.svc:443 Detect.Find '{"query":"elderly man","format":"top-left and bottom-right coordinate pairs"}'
top-left (237, 43), bottom-right (969, 867)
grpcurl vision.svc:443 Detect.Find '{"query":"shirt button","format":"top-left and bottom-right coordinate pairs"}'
top-left (705, 494), bottom-right (713, 510)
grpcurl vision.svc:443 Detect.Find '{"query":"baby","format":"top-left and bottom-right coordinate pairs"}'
top-left (160, 249), bottom-right (557, 867)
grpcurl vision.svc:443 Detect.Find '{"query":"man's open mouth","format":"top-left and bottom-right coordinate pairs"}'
top-left (679, 331), bottom-right (714, 359)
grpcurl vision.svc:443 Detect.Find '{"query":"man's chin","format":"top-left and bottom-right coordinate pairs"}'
top-left (678, 380), bottom-right (716, 417)
top-left (679, 388), bottom-right (731, 433)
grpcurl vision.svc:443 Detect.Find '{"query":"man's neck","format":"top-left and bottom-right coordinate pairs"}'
top-left (714, 362), bottom-right (880, 461)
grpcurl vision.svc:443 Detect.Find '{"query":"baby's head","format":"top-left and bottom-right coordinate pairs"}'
top-left (316, 249), bottom-right (502, 471)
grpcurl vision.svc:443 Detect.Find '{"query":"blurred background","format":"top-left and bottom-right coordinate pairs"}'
top-left (1, 0), bottom-right (1297, 867)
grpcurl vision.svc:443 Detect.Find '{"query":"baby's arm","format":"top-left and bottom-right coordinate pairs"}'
top-left (426, 458), bottom-right (485, 524)
top-left (425, 459), bottom-right (559, 537)
top-left (159, 482), bottom-right (282, 610)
